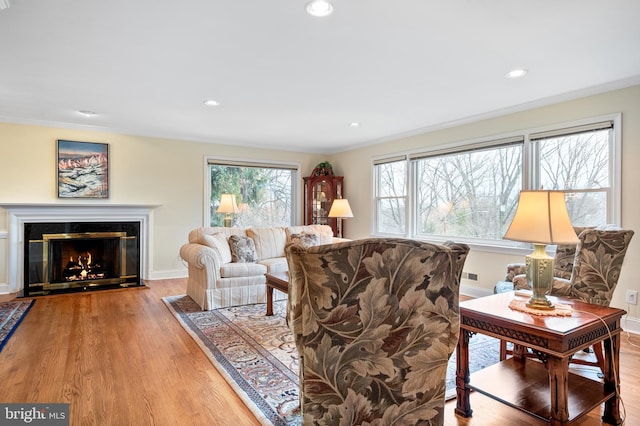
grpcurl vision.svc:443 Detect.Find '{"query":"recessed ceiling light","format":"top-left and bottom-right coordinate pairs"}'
top-left (78, 110), bottom-right (97, 117)
top-left (306, 0), bottom-right (333, 17)
top-left (204, 100), bottom-right (220, 107)
top-left (349, 122), bottom-right (360, 127)
top-left (505, 69), bottom-right (528, 79)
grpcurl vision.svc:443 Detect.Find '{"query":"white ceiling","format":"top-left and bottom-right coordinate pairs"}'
top-left (1, 1), bottom-right (639, 154)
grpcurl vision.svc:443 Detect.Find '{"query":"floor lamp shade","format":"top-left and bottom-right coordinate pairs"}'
top-left (217, 194), bottom-right (239, 227)
top-left (503, 190), bottom-right (579, 309)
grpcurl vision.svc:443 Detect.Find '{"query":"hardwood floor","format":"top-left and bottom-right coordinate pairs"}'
top-left (0, 279), bottom-right (638, 425)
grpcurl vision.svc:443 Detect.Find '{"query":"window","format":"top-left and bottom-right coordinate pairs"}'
top-left (531, 122), bottom-right (614, 227)
top-left (374, 157), bottom-right (407, 234)
top-left (206, 158), bottom-right (298, 227)
top-left (373, 116), bottom-right (620, 247)
top-left (412, 137), bottom-right (523, 241)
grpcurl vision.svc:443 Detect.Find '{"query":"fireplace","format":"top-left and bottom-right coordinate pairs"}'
top-left (24, 222), bottom-right (141, 296)
top-left (1, 204), bottom-right (153, 296)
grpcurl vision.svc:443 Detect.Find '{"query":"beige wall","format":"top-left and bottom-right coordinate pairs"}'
top-left (337, 84), bottom-right (640, 324)
top-left (0, 124), bottom-right (326, 287)
top-left (1, 85), bottom-right (638, 328)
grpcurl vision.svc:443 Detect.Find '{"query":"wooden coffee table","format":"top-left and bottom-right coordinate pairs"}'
top-left (265, 271), bottom-right (288, 316)
top-left (455, 291), bottom-right (625, 425)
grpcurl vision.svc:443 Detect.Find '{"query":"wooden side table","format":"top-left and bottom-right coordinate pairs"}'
top-left (455, 292), bottom-right (624, 425)
top-left (265, 272), bottom-right (288, 316)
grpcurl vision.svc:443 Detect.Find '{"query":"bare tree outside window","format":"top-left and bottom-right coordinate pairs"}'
top-left (537, 129), bottom-right (610, 226)
top-left (415, 144), bottom-right (522, 240)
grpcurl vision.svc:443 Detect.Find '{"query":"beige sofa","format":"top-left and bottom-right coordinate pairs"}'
top-left (180, 224), bottom-right (343, 310)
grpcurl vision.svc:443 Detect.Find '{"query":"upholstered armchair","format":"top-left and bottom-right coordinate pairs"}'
top-left (285, 238), bottom-right (470, 425)
top-left (550, 227), bottom-right (634, 371)
top-left (549, 228), bottom-right (634, 306)
top-left (494, 263), bottom-right (528, 293)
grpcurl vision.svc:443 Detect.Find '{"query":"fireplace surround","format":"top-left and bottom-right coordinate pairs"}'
top-left (1, 204), bottom-right (154, 296)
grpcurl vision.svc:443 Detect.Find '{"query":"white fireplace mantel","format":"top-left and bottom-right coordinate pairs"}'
top-left (1, 203), bottom-right (157, 294)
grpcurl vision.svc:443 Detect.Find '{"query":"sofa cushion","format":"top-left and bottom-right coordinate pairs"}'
top-left (220, 262), bottom-right (267, 278)
top-left (258, 257), bottom-right (289, 274)
top-left (286, 225), bottom-right (333, 244)
top-left (228, 235), bottom-right (258, 263)
top-left (246, 227), bottom-right (286, 260)
top-left (290, 232), bottom-right (320, 248)
top-left (202, 233), bottom-right (232, 264)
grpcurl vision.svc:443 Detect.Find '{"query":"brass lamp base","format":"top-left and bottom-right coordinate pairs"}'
top-left (526, 296), bottom-right (554, 310)
top-left (223, 214), bottom-right (232, 228)
top-left (525, 243), bottom-right (554, 310)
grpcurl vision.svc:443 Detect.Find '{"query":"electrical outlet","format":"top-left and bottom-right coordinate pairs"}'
top-left (626, 290), bottom-right (638, 305)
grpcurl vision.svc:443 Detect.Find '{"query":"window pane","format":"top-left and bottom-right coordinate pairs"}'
top-left (375, 160), bottom-right (406, 234)
top-left (565, 191), bottom-right (607, 226)
top-left (210, 165), bottom-right (293, 227)
top-left (378, 161), bottom-right (405, 197)
top-left (538, 129), bottom-right (609, 190)
top-left (378, 198), bottom-right (405, 234)
top-left (415, 144), bottom-right (522, 239)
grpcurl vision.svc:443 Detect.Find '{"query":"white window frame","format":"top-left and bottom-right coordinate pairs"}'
top-left (526, 115), bottom-right (621, 225)
top-left (203, 155), bottom-right (301, 227)
top-left (371, 113), bottom-right (621, 251)
top-left (372, 155), bottom-right (409, 236)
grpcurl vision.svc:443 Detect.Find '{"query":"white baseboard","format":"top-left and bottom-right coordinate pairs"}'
top-left (622, 315), bottom-right (640, 335)
top-left (0, 282), bottom-right (10, 294)
top-left (148, 269), bottom-right (187, 280)
top-left (460, 283), bottom-right (493, 299)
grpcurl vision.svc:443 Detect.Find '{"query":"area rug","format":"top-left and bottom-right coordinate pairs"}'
top-left (163, 295), bottom-right (499, 426)
top-left (0, 299), bottom-right (35, 353)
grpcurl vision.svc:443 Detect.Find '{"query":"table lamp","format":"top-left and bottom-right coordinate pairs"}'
top-left (217, 194), bottom-right (239, 227)
top-left (503, 190), bottom-right (578, 309)
top-left (328, 198), bottom-right (353, 238)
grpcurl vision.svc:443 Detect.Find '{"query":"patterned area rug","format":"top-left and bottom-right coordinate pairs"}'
top-left (163, 295), bottom-right (499, 426)
top-left (0, 299), bottom-right (35, 353)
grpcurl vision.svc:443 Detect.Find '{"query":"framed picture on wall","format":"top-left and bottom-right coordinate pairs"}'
top-left (57, 140), bottom-right (109, 198)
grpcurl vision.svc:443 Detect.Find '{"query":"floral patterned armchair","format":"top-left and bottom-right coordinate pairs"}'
top-left (549, 227), bottom-right (634, 306)
top-left (285, 238), bottom-right (470, 425)
top-left (550, 227), bottom-right (634, 371)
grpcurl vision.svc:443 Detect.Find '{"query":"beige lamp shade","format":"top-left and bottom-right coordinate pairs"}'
top-left (216, 194), bottom-right (239, 214)
top-left (328, 199), bottom-right (354, 218)
top-left (503, 190), bottom-right (578, 309)
top-left (503, 190), bottom-right (578, 245)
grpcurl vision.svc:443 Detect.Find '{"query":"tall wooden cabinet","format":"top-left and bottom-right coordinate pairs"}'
top-left (303, 167), bottom-right (344, 237)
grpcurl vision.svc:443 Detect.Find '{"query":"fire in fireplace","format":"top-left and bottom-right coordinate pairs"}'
top-left (23, 222), bottom-right (141, 296)
top-left (66, 252), bottom-right (103, 281)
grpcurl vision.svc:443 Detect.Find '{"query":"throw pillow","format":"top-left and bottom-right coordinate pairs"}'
top-left (228, 234), bottom-right (258, 263)
top-left (290, 232), bottom-right (320, 248)
top-left (202, 233), bottom-right (232, 264)
top-left (286, 225), bottom-right (333, 244)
